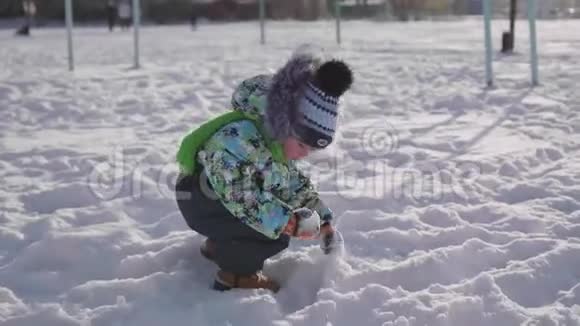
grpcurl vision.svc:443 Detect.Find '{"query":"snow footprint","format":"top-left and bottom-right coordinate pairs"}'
top-left (20, 183), bottom-right (100, 214)
top-left (496, 183), bottom-right (554, 204)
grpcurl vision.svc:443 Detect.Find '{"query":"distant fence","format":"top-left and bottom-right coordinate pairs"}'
top-left (0, 0), bottom-right (329, 23)
top-left (2, 0), bottom-right (579, 23)
top-left (1, 0), bottom-right (190, 22)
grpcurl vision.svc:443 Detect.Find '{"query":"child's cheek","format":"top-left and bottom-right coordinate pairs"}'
top-left (284, 145), bottom-right (297, 160)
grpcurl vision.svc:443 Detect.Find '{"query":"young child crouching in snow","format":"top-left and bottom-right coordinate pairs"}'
top-left (175, 51), bottom-right (353, 292)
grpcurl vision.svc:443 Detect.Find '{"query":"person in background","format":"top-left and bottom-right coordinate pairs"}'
top-left (15, 0), bottom-right (36, 36)
top-left (106, 0), bottom-right (117, 32)
top-left (190, 0), bottom-right (198, 30)
top-left (118, 0), bottom-right (131, 30)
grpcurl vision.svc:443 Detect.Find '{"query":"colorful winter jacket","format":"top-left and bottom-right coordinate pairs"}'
top-left (193, 75), bottom-right (333, 239)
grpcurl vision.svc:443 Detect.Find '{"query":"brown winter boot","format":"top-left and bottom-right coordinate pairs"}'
top-left (200, 238), bottom-right (216, 262)
top-left (213, 270), bottom-right (280, 293)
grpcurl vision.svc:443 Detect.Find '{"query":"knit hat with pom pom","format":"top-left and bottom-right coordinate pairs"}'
top-left (293, 60), bottom-right (353, 149)
top-left (265, 53), bottom-right (353, 149)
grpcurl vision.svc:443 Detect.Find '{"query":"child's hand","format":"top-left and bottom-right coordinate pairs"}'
top-left (282, 216), bottom-right (298, 236)
top-left (320, 224), bottom-right (342, 255)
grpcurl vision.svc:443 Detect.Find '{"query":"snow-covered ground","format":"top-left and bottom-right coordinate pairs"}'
top-left (1, 19), bottom-right (580, 326)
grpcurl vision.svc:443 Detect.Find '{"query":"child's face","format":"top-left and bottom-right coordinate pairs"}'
top-left (283, 137), bottom-right (312, 160)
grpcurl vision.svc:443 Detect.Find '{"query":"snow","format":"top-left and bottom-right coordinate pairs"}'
top-left (1, 18), bottom-right (580, 325)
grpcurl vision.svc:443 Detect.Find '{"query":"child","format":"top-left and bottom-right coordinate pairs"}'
top-left (175, 50), bottom-right (353, 292)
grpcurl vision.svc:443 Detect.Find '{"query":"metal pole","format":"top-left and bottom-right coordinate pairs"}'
top-left (336, 0), bottom-right (341, 45)
top-left (132, 0), bottom-right (141, 69)
top-left (259, 0), bottom-right (265, 45)
top-left (65, 0), bottom-right (74, 71)
top-left (483, 0), bottom-right (494, 87)
top-left (528, 0), bottom-right (539, 86)
top-left (509, 0), bottom-right (517, 43)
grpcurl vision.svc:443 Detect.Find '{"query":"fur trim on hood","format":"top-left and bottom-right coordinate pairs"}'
top-left (265, 54), bottom-right (318, 141)
top-left (230, 53), bottom-right (321, 141)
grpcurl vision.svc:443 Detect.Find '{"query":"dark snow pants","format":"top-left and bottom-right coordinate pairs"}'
top-left (175, 172), bottom-right (290, 275)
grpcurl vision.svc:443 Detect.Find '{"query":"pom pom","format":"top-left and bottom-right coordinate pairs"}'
top-left (314, 60), bottom-right (353, 97)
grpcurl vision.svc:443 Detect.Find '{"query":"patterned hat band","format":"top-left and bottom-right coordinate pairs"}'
top-left (293, 82), bottom-right (339, 149)
top-left (291, 124), bottom-right (333, 150)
